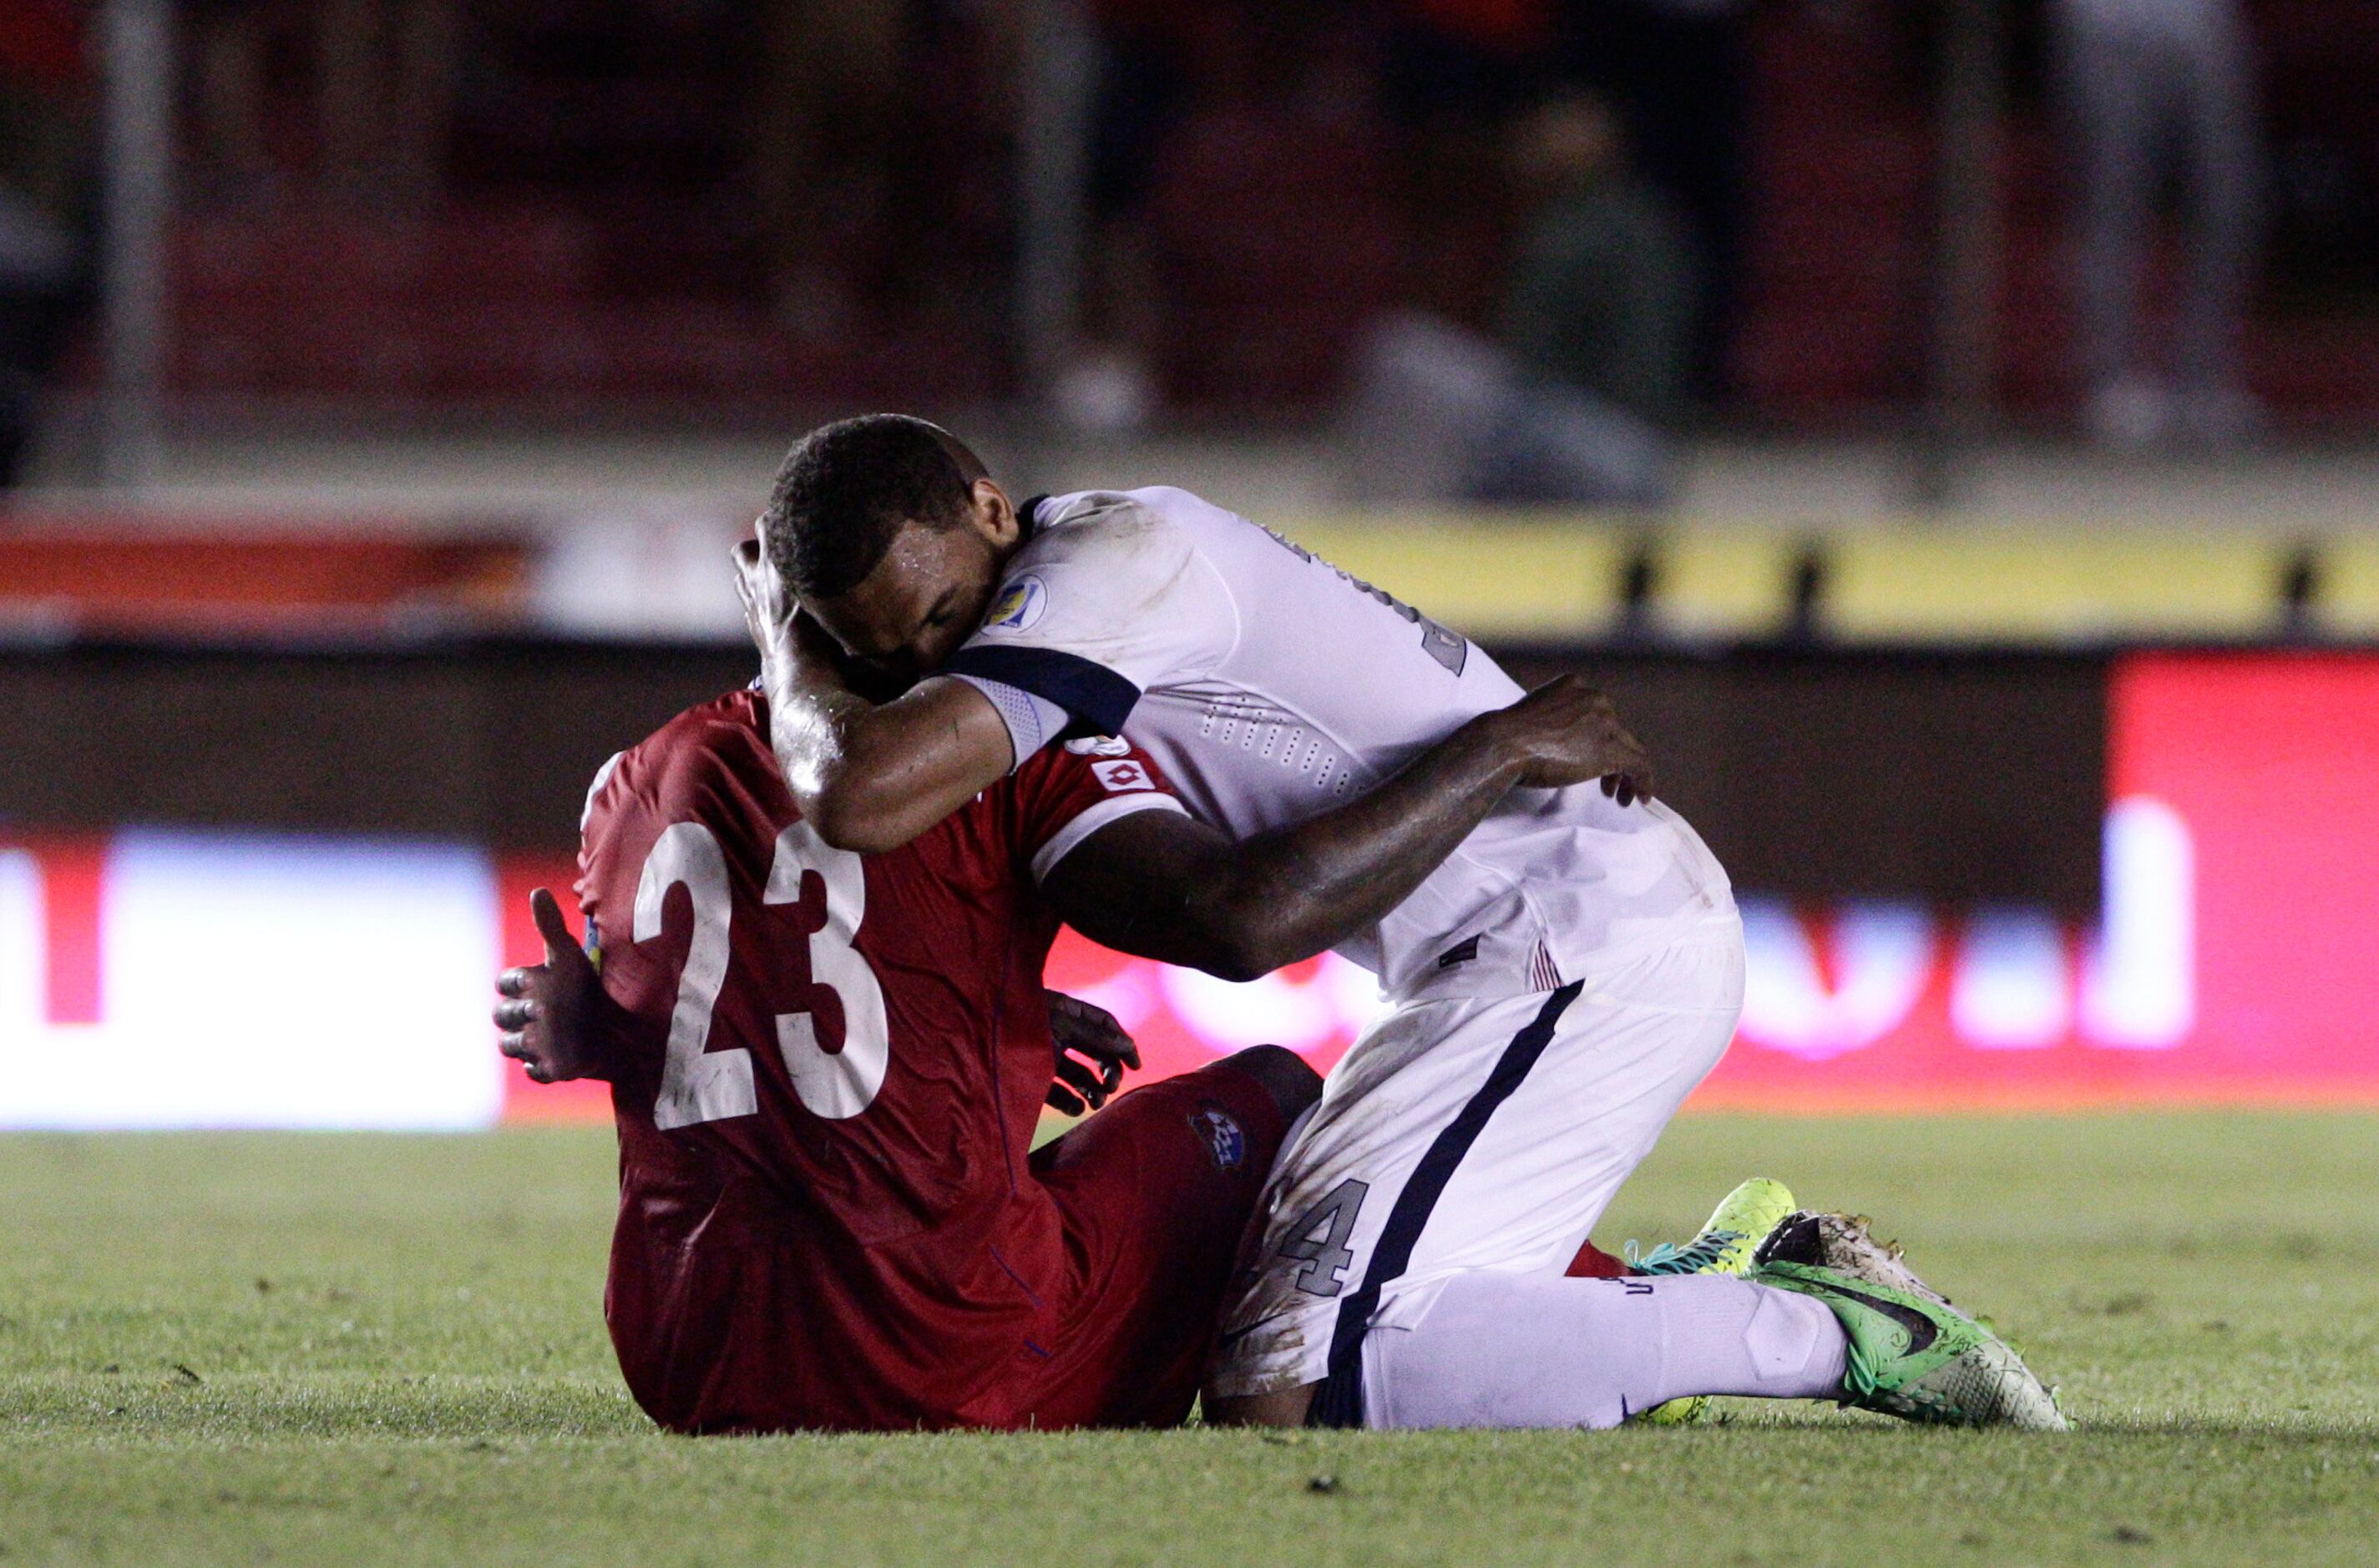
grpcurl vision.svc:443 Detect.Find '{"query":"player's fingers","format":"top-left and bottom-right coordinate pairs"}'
top-left (1083, 1021), bottom-right (1136, 1065)
top-left (496, 966), bottom-right (531, 998)
top-left (1055, 1054), bottom-right (1106, 1105)
top-left (497, 1030), bottom-right (529, 1061)
top-left (1049, 996), bottom-right (1136, 1072)
top-left (1602, 769), bottom-right (1653, 807)
top-left (1069, 1007), bottom-right (1138, 1068)
top-left (493, 996), bottom-right (538, 1032)
top-left (526, 1062), bottom-right (554, 1085)
top-left (1045, 1084), bottom-right (1086, 1117)
top-left (529, 888), bottom-right (581, 967)
top-left (1050, 989), bottom-right (1121, 1030)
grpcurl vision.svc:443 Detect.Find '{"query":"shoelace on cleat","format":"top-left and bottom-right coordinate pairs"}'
top-left (1625, 1229), bottom-right (1748, 1275)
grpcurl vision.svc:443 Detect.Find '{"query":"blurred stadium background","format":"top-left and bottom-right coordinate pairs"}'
top-left (3, 0), bottom-right (2378, 1131)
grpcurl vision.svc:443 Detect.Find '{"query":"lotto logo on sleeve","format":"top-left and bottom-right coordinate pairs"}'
top-left (1091, 758), bottom-right (1155, 793)
top-left (983, 574), bottom-right (1048, 633)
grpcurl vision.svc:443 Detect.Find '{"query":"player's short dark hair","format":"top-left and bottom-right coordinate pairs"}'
top-left (762, 414), bottom-right (978, 599)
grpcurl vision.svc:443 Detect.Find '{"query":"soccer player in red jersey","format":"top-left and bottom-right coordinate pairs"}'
top-left (496, 675), bottom-right (1636, 1434)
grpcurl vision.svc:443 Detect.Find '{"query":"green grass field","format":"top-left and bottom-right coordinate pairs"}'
top-left (5, 1110), bottom-right (2376, 1565)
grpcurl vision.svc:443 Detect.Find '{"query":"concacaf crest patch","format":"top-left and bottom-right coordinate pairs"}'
top-left (984, 574), bottom-right (1048, 632)
top-left (1191, 1105), bottom-right (1248, 1173)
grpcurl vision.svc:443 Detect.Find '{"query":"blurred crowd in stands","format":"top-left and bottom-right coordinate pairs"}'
top-left (3, 0), bottom-right (2378, 493)
top-left (0, 3), bottom-right (91, 487)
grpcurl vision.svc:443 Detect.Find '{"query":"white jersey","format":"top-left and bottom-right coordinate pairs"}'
top-left (944, 486), bottom-right (1735, 1003)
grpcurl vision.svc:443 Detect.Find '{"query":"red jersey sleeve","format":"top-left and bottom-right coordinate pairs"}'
top-left (1009, 736), bottom-right (1188, 887)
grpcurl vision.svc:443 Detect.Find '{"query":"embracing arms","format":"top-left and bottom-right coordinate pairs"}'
top-left (736, 544), bottom-right (1015, 855)
top-left (494, 675), bottom-right (1655, 1092)
top-left (749, 627), bottom-right (1011, 855)
top-left (1040, 676), bottom-right (1653, 983)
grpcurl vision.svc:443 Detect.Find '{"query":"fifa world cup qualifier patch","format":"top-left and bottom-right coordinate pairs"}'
top-left (1190, 1105), bottom-right (1248, 1173)
top-left (983, 574), bottom-right (1048, 632)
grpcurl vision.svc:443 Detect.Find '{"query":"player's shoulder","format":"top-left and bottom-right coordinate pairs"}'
top-left (1008, 732), bottom-right (1184, 866)
top-left (585, 688), bottom-right (775, 827)
top-left (985, 487), bottom-right (1246, 647)
top-left (622, 687), bottom-right (771, 776)
top-left (1019, 731), bottom-right (1167, 793)
top-left (1021, 485), bottom-right (1241, 570)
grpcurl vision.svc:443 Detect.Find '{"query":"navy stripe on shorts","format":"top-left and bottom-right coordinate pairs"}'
top-left (1307, 980), bottom-right (1587, 1428)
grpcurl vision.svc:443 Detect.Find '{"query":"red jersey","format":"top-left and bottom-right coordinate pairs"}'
top-left (577, 688), bottom-right (1194, 1431)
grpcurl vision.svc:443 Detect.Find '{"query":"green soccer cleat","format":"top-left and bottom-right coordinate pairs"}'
top-left (1750, 1211), bottom-right (2069, 1431)
top-left (1628, 1176), bottom-right (1799, 1426)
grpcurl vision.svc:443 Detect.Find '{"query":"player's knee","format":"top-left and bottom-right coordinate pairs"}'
top-left (1202, 1383), bottom-right (1317, 1428)
top-left (1219, 1044), bottom-right (1322, 1127)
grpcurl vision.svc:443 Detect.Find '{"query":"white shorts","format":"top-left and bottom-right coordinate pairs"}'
top-left (1206, 924), bottom-right (1745, 1413)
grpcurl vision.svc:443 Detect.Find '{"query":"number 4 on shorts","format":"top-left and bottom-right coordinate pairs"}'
top-left (1277, 1178), bottom-right (1369, 1297)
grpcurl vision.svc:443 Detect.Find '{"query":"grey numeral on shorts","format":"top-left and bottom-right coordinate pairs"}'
top-left (1277, 1178), bottom-right (1370, 1297)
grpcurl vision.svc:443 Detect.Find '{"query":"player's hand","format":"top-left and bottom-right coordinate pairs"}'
top-left (734, 534), bottom-right (804, 710)
top-left (734, 536), bottom-right (883, 698)
top-left (1044, 989), bottom-right (1140, 1116)
top-left (733, 534), bottom-right (797, 660)
top-left (494, 888), bottom-right (603, 1084)
top-left (1486, 675), bottom-right (1656, 804)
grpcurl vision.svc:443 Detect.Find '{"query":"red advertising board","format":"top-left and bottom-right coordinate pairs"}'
top-left (2096, 653), bottom-right (2379, 1100)
top-left (1675, 651), bottom-right (2379, 1107)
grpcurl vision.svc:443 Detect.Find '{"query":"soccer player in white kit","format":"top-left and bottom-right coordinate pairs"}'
top-left (732, 415), bottom-right (2067, 1432)
top-left (938, 486), bottom-right (1747, 1422)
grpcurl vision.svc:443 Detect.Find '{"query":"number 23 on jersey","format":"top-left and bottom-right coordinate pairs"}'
top-left (631, 818), bottom-right (890, 1130)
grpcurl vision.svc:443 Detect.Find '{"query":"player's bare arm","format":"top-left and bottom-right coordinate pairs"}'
top-left (733, 472), bottom-right (1023, 856)
top-left (1043, 675), bottom-right (1653, 983)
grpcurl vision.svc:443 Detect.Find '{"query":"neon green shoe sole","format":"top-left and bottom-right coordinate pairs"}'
top-left (1751, 1212), bottom-right (2068, 1431)
top-left (1630, 1176), bottom-right (1799, 1426)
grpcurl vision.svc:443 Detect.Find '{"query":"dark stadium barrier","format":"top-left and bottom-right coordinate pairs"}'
top-left (1, 638), bottom-right (2103, 904)
top-left (3, 640), bottom-right (2376, 1125)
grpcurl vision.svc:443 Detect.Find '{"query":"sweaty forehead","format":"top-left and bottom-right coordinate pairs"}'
top-left (821, 525), bottom-right (969, 651)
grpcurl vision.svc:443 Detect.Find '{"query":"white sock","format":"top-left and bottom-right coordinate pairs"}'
top-left (1361, 1272), bottom-right (1850, 1429)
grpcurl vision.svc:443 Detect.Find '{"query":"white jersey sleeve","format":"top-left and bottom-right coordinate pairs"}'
top-left (942, 490), bottom-right (1238, 755)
